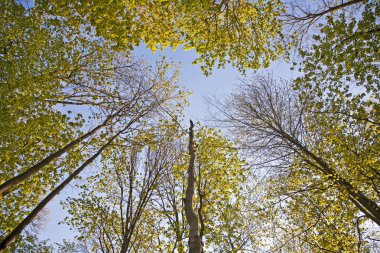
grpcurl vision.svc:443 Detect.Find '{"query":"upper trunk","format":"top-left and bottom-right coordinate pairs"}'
top-left (184, 120), bottom-right (202, 253)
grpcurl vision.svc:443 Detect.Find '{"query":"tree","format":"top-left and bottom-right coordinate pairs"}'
top-left (290, 0), bottom-right (380, 245)
top-left (152, 125), bottom-right (249, 252)
top-left (192, 127), bottom-right (250, 252)
top-left (215, 75), bottom-right (380, 251)
top-left (60, 127), bottom-right (179, 253)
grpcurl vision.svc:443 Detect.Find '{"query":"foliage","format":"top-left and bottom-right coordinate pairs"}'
top-left (0, 0), bottom-right (82, 238)
top-left (38, 0), bottom-right (286, 75)
top-left (0, 1), bottom-right (186, 249)
top-left (1, 0), bottom-right (380, 252)
top-left (5, 232), bottom-right (52, 253)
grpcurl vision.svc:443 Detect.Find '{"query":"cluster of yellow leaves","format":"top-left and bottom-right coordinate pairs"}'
top-left (39, 0), bottom-right (286, 75)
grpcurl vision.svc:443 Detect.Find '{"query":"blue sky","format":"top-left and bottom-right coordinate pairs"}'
top-left (133, 46), bottom-right (295, 123)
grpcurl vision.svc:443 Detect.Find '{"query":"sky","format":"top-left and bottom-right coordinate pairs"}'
top-left (38, 44), bottom-right (294, 245)
top-left (133, 46), bottom-right (295, 123)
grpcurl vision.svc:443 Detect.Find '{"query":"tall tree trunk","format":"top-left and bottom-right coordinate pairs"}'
top-left (197, 164), bottom-right (205, 252)
top-left (119, 148), bottom-right (163, 253)
top-left (184, 120), bottom-right (202, 253)
top-left (0, 127), bottom-right (125, 252)
top-left (0, 113), bottom-right (116, 197)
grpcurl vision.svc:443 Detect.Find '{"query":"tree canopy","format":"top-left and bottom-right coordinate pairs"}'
top-left (0, 0), bottom-right (379, 252)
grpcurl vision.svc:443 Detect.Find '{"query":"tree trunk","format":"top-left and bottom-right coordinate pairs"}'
top-left (184, 120), bottom-right (202, 253)
top-left (0, 128), bottom-right (124, 252)
top-left (309, 0), bottom-right (364, 19)
top-left (173, 194), bottom-right (184, 253)
top-left (0, 114), bottom-right (115, 197)
top-left (197, 165), bottom-right (205, 252)
top-left (176, 228), bottom-right (185, 253)
top-left (291, 0), bottom-right (365, 21)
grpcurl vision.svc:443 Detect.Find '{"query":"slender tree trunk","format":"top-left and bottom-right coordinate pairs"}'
top-left (0, 127), bottom-right (125, 252)
top-left (184, 120), bottom-right (202, 253)
top-left (197, 165), bottom-right (205, 252)
top-left (198, 196), bottom-right (205, 253)
top-left (291, 0), bottom-right (365, 21)
top-left (175, 228), bottom-right (185, 253)
top-left (310, 0), bottom-right (364, 19)
top-left (173, 193), bottom-right (184, 253)
top-left (0, 114), bottom-right (115, 197)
